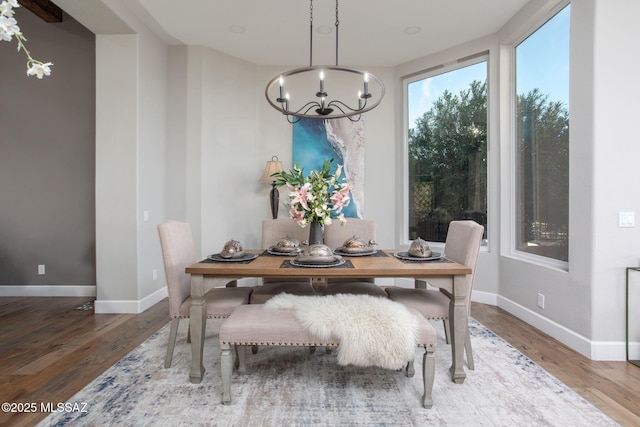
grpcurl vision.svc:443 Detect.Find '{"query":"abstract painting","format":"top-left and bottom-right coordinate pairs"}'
top-left (293, 118), bottom-right (365, 218)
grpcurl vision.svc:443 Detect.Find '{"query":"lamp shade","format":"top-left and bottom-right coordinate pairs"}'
top-left (259, 156), bottom-right (284, 183)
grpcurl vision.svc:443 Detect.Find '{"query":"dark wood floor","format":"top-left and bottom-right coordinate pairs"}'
top-left (1, 297), bottom-right (639, 426)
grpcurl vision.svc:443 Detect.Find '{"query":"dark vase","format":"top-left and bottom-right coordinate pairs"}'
top-left (308, 220), bottom-right (324, 244)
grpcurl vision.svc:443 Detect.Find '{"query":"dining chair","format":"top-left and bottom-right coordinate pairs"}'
top-left (385, 220), bottom-right (484, 369)
top-left (322, 219), bottom-right (387, 297)
top-left (158, 220), bottom-right (253, 368)
top-left (250, 219), bottom-right (316, 304)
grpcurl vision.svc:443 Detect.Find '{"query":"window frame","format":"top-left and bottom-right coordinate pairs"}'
top-left (509, 2), bottom-right (571, 269)
top-left (401, 53), bottom-right (489, 249)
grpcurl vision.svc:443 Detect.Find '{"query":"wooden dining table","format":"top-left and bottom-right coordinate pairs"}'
top-left (185, 249), bottom-right (472, 385)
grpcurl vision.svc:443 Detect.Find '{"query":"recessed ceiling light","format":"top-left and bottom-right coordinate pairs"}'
top-left (229, 25), bottom-right (246, 34)
top-left (404, 26), bottom-right (421, 35)
top-left (317, 25), bottom-right (332, 34)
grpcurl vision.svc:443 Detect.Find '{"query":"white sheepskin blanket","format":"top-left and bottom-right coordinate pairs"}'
top-left (264, 293), bottom-right (418, 370)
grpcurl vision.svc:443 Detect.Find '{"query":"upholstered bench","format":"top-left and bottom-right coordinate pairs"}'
top-left (219, 303), bottom-right (437, 408)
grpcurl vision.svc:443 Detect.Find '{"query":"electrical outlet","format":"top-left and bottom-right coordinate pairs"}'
top-left (537, 293), bottom-right (545, 309)
top-left (38, 264), bottom-right (45, 275)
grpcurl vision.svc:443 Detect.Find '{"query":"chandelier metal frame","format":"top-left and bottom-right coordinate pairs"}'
top-left (265, 0), bottom-right (385, 123)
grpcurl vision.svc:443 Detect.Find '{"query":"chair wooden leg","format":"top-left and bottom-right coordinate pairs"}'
top-left (164, 318), bottom-right (180, 368)
top-left (422, 347), bottom-right (436, 409)
top-left (465, 327), bottom-right (474, 370)
top-left (221, 343), bottom-right (233, 404)
top-left (405, 359), bottom-right (415, 377)
top-left (443, 319), bottom-right (451, 344)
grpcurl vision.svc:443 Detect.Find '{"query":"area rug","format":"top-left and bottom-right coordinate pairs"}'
top-left (38, 318), bottom-right (618, 426)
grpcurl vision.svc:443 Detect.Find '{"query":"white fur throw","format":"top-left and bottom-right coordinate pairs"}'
top-left (264, 293), bottom-right (418, 370)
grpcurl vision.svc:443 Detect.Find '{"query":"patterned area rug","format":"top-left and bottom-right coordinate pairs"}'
top-left (39, 318), bottom-right (617, 426)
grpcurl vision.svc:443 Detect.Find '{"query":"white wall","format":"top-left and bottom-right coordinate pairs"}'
top-left (83, 0), bottom-right (170, 312)
top-left (590, 0), bottom-right (640, 347)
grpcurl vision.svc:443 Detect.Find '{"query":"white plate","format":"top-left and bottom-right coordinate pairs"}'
top-left (392, 251), bottom-right (442, 262)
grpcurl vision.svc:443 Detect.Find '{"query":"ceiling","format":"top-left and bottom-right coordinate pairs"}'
top-left (127, 0), bottom-right (530, 68)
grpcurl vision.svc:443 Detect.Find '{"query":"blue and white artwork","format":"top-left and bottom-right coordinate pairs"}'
top-left (293, 118), bottom-right (365, 218)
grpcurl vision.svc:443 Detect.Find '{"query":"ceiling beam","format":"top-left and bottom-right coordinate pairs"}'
top-left (18, 0), bottom-right (62, 23)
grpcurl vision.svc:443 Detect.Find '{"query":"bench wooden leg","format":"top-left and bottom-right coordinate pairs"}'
top-left (236, 345), bottom-right (247, 373)
top-left (221, 343), bottom-right (233, 404)
top-left (422, 347), bottom-right (436, 409)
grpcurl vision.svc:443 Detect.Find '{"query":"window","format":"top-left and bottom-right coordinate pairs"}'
top-left (515, 5), bottom-right (570, 262)
top-left (406, 60), bottom-right (488, 243)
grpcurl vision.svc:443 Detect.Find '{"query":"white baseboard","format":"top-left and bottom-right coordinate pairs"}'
top-left (471, 289), bottom-right (498, 306)
top-left (495, 294), bottom-right (627, 361)
top-left (94, 286), bottom-right (168, 314)
top-left (0, 285), bottom-right (97, 297)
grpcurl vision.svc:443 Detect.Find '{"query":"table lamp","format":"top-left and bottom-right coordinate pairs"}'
top-left (259, 156), bottom-right (284, 219)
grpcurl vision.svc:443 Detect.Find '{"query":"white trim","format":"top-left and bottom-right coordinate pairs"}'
top-left (471, 289), bottom-right (498, 306)
top-left (94, 286), bottom-right (168, 314)
top-left (496, 294), bottom-right (626, 361)
top-left (0, 285), bottom-right (97, 297)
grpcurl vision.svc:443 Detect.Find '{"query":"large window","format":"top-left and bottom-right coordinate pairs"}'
top-left (406, 60), bottom-right (488, 243)
top-left (515, 5), bottom-right (570, 262)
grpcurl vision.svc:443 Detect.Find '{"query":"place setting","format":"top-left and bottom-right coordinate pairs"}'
top-left (266, 236), bottom-right (303, 256)
top-left (206, 239), bottom-right (258, 263)
top-left (332, 235), bottom-right (383, 257)
top-left (393, 237), bottom-right (445, 262)
top-left (281, 243), bottom-right (352, 269)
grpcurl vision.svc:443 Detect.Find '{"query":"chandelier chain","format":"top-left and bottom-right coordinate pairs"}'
top-left (335, 0), bottom-right (339, 66)
top-left (309, 0), bottom-right (314, 67)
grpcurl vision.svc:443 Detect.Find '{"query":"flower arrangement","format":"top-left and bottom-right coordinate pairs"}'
top-left (1, 0), bottom-right (53, 78)
top-left (272, 158), bottom-right (351, 227)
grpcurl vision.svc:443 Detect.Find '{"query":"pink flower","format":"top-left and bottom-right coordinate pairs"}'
top-left (291, 207), bottom-right (306, 225)
top-left (330, 182), bottom-right (351, 213)
top-left (289, 183), bottom-right (311, 211)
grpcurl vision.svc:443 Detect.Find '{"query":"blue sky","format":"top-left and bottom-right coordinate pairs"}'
top-left (408, 4), bottom-right (570, 130)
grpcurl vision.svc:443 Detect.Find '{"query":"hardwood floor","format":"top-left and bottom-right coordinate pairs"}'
top-left (472, 303), bottom-right (640, 427)
top-left (0, 297), bottom-right (638, 426)
top-left (0, 297), bottom-right (169, 427)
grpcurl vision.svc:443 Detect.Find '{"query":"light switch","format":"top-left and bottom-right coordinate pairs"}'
top-left (619, 211), bottom-right (635, 228)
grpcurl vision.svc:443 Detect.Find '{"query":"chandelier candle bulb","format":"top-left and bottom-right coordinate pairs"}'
top-left (319, 71), bottom-right (325, 94)
top-left (279, 76), bottom-right (284, 99)
top-left (358, 91), bottom-right (363, 109)
top-left (364, 73), bottom-right (369, 95)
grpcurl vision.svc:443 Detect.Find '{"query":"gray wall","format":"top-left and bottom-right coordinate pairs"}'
top-left (0, 9), bottom-right (95, 287)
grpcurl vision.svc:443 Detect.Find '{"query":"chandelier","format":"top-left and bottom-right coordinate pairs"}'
top-left (265, 0), bottom-right (385, 123)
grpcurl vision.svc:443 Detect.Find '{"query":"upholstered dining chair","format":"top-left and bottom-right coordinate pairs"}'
top-left (158, 220), bottom-right (253, 368)
top-left (385, 220), bottom-right (484, 369)
top-left (322, 218), bottom-right (387, 297)
top-left (249, 219), bottom-right (316, 304)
